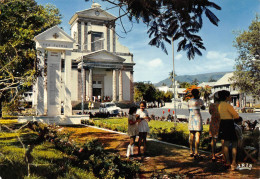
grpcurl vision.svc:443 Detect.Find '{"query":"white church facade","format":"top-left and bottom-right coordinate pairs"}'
top-left (32, 3), bottom-right (135, 116)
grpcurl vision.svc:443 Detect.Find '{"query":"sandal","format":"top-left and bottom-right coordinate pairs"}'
top-left (190, 153), bottom-right (195, 157)
top-left (231, 165), bottom-right (237, 171)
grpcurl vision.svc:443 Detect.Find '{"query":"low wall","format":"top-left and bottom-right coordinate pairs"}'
top-left (18, 115), bottom-right (90, 125)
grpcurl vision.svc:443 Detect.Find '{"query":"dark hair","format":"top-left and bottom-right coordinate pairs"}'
top-left (140, 101), bottom-right (146, 107)
top-left (234, 116), bottom-right (243, 124)
top-left (191, 89), bottom-right (200, 99)
top-left (214, 92), bottom-right (219, 103)
top-left (129, 106), bottom-right (137, 115)
top-left (218, 90), bottom-right (230, 101)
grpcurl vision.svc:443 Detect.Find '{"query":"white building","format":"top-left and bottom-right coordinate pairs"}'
top-left (32, 3), bottom-right (135, 116)
top-left (212, 72), bottom-right (242, 107)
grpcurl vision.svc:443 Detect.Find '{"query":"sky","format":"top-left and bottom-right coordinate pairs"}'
top-left (35, 0), bottom-right (260, 83)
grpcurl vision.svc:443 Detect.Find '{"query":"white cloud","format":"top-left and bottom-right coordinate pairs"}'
top-left (175, 54), bottom-right (183, 60)
top-left (147, 58), bottom-right (163, 68)
top-left (134, 58), bottom-right (171, 83)
top-left (174, 51), bottom-right (236, 76)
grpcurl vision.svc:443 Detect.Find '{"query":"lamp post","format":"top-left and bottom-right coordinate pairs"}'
top-left (172, 37), bottom-right (177, 121)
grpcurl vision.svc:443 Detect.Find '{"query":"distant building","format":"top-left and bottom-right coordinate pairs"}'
top-left (156, 81), bottom-right (185, 100)
top-left (198, 82), bottom-right (216, 88)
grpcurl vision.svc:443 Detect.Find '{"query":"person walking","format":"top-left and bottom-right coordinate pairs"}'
top-left (188, 89), bottom-right (205, 159)
top-left (136, 101), bottom-right (150, 156)
top-left (126, 107), bottom-right (138, 158)
top-left (218, 90), bottom-right (239, 170)
top-left (88, 101), bottom-right (91, 110)
top-left (209, 92), bottom-right (221, 162)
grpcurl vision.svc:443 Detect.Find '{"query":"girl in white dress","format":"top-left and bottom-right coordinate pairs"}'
top-left (136, 101), bottom-right (150, 156)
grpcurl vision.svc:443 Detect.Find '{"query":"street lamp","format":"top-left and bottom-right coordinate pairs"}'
top-left (172, 37), bottom-right (177, 121)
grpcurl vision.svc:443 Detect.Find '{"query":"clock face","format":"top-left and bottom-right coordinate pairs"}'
top-left (95, 10), bottom-right (100, 16)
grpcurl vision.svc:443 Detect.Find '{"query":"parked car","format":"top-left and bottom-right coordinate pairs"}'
top-left (99, 102), bottom-right (122, 116)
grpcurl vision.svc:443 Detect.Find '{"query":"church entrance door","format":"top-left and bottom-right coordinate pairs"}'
top-left (93, 88), bottom-right (101, 97)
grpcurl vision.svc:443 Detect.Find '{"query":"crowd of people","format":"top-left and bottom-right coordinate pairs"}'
top-left (126, 89), bottom-right (251, 171)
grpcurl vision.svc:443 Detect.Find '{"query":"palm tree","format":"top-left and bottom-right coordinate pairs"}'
top-left (200, 85), bottom-right (212, 107)
top-left (169, 71), bottom-right (177, 87)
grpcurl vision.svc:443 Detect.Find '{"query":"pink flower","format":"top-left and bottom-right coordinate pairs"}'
top-left (79, 148), bottom-right (84, 153)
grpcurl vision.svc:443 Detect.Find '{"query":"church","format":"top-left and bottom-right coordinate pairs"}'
top-left (32, 3), bottom-right (135, 116)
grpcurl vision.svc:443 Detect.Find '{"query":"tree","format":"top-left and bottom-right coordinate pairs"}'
top-left (134, 87), bottom-right (143, 102)
top-left (86, 0), bottom-right (221, 59)
top-left (199, 85), bottom-right (212, 106)
top-left (231, 15), bottom-right (260, 99)
top-left (164, 91), bottom-right (173, 102)
top-left (169, 71), bottom-right (177, 81)
top-left (208, 77), bottom-right (217, 82)
top-left (191, 78), bottom-right (199, 85)
top-left (179, 82), bottom-right (191, 88)
top-left (0, 0), bottom-right (62, 116)
top-left (183, 85), bottom-right (200, 101)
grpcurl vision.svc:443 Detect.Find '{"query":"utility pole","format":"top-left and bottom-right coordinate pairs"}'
top-left (172, 37), bottom-right (177, 121)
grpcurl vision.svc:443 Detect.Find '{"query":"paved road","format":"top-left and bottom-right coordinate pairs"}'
top-left (78, 102), bottom-right (260, 122)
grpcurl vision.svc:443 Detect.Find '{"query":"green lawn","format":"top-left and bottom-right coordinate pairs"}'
top-left (93, 117), bottom-right (209, 134)
top-left (0, 123), bottom-right (96, 179)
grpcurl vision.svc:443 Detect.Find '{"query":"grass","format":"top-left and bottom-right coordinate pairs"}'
top-left (0, 125), bottom-right (96, 179)
top-left (93, 117), bottom-right (210, 135)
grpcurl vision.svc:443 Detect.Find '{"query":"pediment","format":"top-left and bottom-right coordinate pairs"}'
top-left (34, 26), bottom-right (75, 43)
top-left (34, 26), bottom-right (75, 50)
top-left (69, 7), bottom-right (116, 24)
top-left (84, 50), bottom-right (125, 63)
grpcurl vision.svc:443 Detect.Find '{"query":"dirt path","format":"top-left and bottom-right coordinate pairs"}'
top-left (66, 126), bottom-right (259, 178)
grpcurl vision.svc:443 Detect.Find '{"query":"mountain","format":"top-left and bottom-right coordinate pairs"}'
top-left (155, 71), bottom-right (232, 87)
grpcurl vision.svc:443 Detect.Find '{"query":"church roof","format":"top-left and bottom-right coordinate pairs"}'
top-left (76, 49), bottom-right (126, 63)
top-left (69, 3), bottom-right (117, 25)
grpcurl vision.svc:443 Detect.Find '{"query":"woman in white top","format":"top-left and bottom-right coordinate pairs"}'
top-left (126, 107), bottom-right (138, 158)
top-left (136, 101), bottom-right (150, 156)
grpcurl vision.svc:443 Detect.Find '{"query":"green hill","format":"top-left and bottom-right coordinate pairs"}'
top-left (155, 71), bottom-right (231, 87)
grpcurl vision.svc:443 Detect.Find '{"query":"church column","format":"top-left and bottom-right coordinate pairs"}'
top-left (88, 68), bottom-right (93, 101)
top-left (119, 70), bottom-right (123, 102)
top-left (130, 71), bottom-right (134, 102)
top-left (64, 50), bottom-right (72, 116)
top-left (87, 22), bottom-right (92, 51)
top-left (112, 69), bottom-right (117, 101)
top-left (36, 48), bottom-right (45, 115)
top-left (82, 68), bottom-right (86, 101)
top-left (81, 21), bottom-right (85, 51)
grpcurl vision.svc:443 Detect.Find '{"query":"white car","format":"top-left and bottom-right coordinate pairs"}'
top-left (99, 102), bottom-right (121, 116)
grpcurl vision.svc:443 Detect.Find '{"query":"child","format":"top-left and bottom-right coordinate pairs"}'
top-left (136, 101), bottom-right (150, 156)
top-left (126, 107), bottom-right (138, 158)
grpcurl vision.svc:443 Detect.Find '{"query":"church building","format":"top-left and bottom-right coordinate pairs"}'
top-left (32, 3), bottom-right (135, 116)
